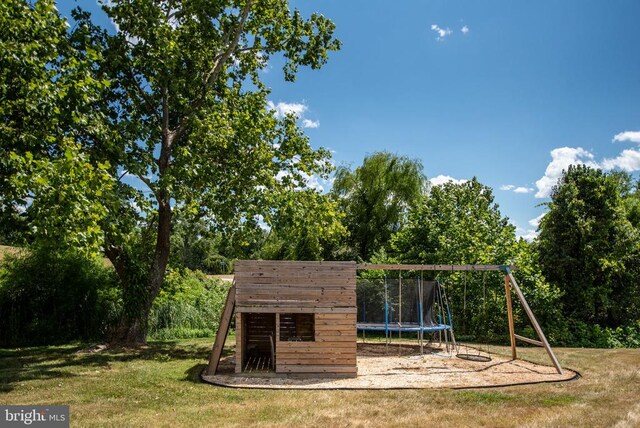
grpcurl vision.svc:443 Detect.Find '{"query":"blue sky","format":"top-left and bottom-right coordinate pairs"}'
top-left (60, 1), bottom-right (640, 240)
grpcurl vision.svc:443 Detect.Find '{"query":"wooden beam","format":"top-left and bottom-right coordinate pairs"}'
top-left (356, 263), bottom-right (516, 271)
top-left (504, 275), bottom-right (517, 360)
top-left (236, 306), bottom-right (356, 314)
top-left (235, 312), bottom-right (243, 374)
top-left (506, 271), bottom-right (563, 374)
top-left (206, 284), bottom-right (236, 375)
top-left (514, 334), bottom-right (544, 347)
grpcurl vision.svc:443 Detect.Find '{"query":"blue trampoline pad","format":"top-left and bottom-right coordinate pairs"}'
top-left (356, 322), bottom-right (452, 333)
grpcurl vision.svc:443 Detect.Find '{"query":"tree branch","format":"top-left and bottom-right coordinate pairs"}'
top-left (126, 66), bottom-right (162, 125)
top-left (104, 243), bottom-right (129, 288)
top-left (136, 172), bottom-right (157, 199)
top-left (172, 0), bottom-right (253, 141)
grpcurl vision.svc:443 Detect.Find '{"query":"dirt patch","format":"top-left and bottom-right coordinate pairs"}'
top-left (202, 342), bottom-right (578, 389)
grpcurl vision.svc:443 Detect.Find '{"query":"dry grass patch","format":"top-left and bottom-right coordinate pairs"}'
top-left (1, 338), bottom-right (638, 427)
top-left (0, 245), bottom-right (21, 262)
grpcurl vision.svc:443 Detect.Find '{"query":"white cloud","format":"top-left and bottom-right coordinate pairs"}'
top-left (516, 227), bottom-right (538, 242)
top-left (500, 184), bottom-right (533, 194)
top-left (268, 100), bottom-right (320, 130)
top-left (275, 170), bottom-right (291, 181)
top-left (275, 170), bottom-right (328, 192)
top-left (513, 186), bottom-right (534, 194)
top-left (613, 131), bottom-right (640, 144)
top-left (536, 143), bottom-right (640, 199)
top-left (301, 171), bottom-right (325, 192)
top-left (461, 25), bottom-right (470, 35)
top-left (601, 149), bottom-right (640, 172)
top-left (431, 24), bottom-right (453, 41)
top-left (517, 213), bottom-right (546, 241)
top-left (430, 175), bottom-right (467, 186)
top-left (535, 147), bottom-right (598, 198)
top-left (267, 101), bottom-right (308, 118)
top-left (302, 119), bottom-right (320, 129)
top-left (529, 212), bottom-right (546, 228)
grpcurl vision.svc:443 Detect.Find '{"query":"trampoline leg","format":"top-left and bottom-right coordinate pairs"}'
top-left (449, 328), bottom-right (457, 352)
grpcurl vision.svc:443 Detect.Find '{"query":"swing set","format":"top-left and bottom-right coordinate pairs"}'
top-left (356, 263), bottom-right (563, 374)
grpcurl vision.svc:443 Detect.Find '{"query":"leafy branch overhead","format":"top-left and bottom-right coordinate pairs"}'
top-left (2, 0), bottom-right (341, 344)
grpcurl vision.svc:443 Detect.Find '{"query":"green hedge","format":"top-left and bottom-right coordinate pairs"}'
top-left (0, 248), bottom-right (120, 347)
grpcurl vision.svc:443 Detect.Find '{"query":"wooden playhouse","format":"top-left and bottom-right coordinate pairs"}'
top-left (206, 260), bottom-right (563, 380)
top-left (207, 260), bottom-right (358, 377)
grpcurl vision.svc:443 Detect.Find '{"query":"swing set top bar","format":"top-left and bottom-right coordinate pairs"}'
top-left (356, 263), bottom-right (517, 272)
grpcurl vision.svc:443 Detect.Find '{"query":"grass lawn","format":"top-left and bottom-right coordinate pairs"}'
top-left (1, 337), bottom-right (639, 427)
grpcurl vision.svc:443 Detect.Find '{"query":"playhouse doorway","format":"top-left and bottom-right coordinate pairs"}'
top-left (242, 313), bottom-right (276, 373)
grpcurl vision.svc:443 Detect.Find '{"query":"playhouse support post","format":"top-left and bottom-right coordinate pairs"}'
top-left (504, 275), bottom-right (517, 360)
top-left (206, 284), bottom-right (236, 375)
top-left (234, 312), bottom-right (243, 374)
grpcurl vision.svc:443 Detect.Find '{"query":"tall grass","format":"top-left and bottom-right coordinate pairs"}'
top-left (149, 269), bottom-right (230, 340)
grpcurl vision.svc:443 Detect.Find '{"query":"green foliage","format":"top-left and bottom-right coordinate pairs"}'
top-left (0, 248), bottom-right (120, 347)
top-left (170, 216), bottom-right (233, 273)
top-left (391, 178), bottom-right (563, 341)
top-left (0, 0), bottom-right (110, 250)
top-left (149, 269), bottom-right (230, 340)
top-left (561, 320), bottom-right (640, 348)
top-left (393, 178), bottom-right (516, 265)
top-left (258, 190), bottom-right (347, 260)
top-left (332, 152), bottom-right (425, 261)
top-left (9, 142), bottom-right (113, 255)
top-left (622, 178), bottom-right (640, 229)
top-left (537, 165), bottom-right (640, 328)
top-left (1, 0), bottom-right (342, 342)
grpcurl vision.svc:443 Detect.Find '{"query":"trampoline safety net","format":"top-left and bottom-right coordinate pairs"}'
top-left (356, 278), bottom-right (453, 333)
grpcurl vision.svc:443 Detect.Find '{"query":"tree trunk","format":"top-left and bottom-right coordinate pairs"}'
top-left (115, 302), bottom-right (152, 345)
top-left (110, 89), bottom-right (174, 346)
top-left (108, 198), bottom-right (173, 346)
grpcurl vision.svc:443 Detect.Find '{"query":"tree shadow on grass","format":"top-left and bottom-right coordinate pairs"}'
top-left (0, 340), bottom-right (213, 393)
top-left (185, 364), bottom-right (207, 383)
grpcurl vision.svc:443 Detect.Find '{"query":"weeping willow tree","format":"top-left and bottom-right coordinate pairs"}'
top-left (332, 151), bottom-right (425, 261)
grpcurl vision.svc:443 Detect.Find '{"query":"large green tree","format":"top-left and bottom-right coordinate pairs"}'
top-left (392, 178), bottom-right (516, 265)
top-left (391, 178), bottom-right (521, 336)
top-left (3, 0), bottom-right (340, 344)
top-left (332, 151), bottom-right (425, 261)
top-left (537, 165), bottom-right (640, 327)
top-left (389, 178), bottom-right (564, 343)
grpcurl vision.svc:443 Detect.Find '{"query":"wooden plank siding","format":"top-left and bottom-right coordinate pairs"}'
top-left (234, 261), bottom-right (358, 377)
top-left (276, 313), bottom-right (357, 376)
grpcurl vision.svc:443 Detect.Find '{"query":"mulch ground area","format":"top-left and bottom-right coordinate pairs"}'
top-left (202, 342), bottom-right (578, 389)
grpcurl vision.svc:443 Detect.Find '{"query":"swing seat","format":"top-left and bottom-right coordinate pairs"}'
top-left (456, 353), bottom-right (492, 362)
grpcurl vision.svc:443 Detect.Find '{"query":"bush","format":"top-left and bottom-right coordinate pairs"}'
top-left (0, 248), bottom-right (120, 347)
top-left (148, 269), bottom-right (230, 340)
top-left (560, 320), bottom-right (640, 348)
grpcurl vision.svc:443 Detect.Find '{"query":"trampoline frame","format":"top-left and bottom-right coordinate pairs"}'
top-left (356, 322), bottom-right (452, 333)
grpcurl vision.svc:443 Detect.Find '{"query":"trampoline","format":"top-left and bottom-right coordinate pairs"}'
top-left (356, 322), bottom-right (452, 333)
top-left (356, 275), bottom-right (457, 353)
